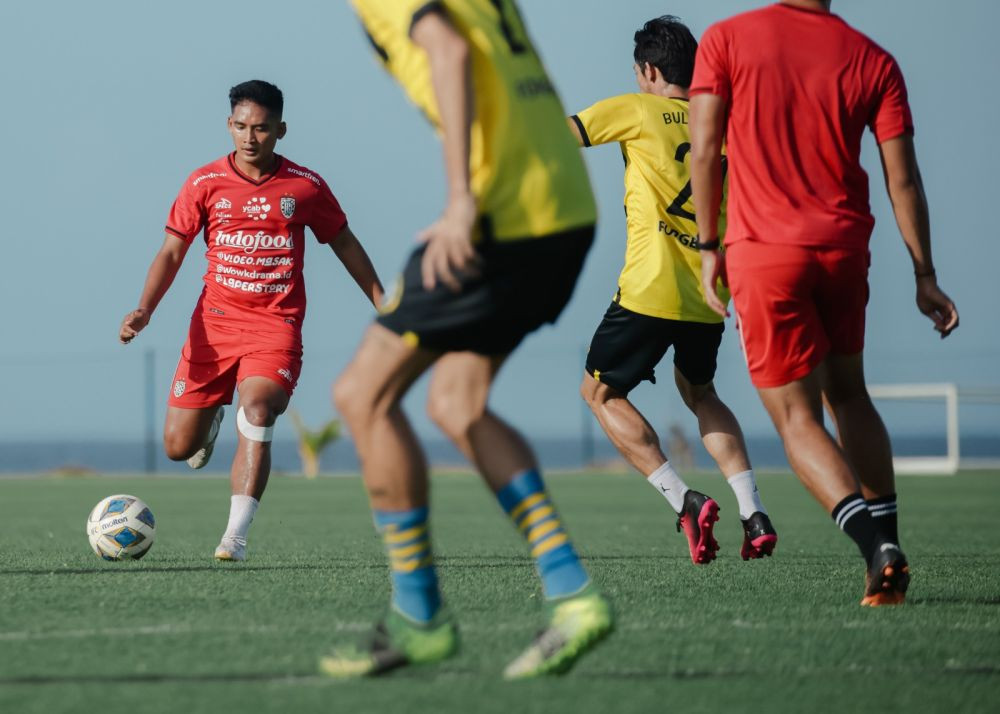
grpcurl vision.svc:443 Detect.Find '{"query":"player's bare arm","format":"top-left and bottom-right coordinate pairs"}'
top-left (330, 224), bottom-right (384, 309)
top-left (119, 233), bottom-right (190, 344)
top-left (411, 8), bottom-right (478, 292)
top-left (689, 92), bottom-right (729, 317)
top-left (566, 117), bottom-right (585, 147)
top-left (878, 134), bottom-right (958, 338)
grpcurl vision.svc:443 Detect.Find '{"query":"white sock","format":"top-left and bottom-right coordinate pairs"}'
top-left (726, 469), bottom-right (766, 520)
top-left (222, 495), bottom-right (259, 544)
top-left (647, 461), bottom-right (688, 513)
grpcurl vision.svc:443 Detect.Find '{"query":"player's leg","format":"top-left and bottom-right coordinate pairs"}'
top-left (810, 247), bottom-right (901, 546)
top-left (429, 352), bottom-right (590, 598)
top-left (671, 320), bottom-right (777, 560)
top-left (580, 373), bottom-right (668, 475)
top-left (580, 305), bottom-right (718, 564)
top-left (427, 349), bottom-right (611, 679)
top-left (820, 353), bottom-right (898, 544)
top-left (727, 241), bottom-right (906, 604)
top-left (163, 406), bottom-right (223, 462)
top-left (321, 323), bottom-right (453, 677)
top-left (212, 375), bottom-right (289, 561)
top-left (674, 375), bottom-right (776, 559)
top-left (164, 318), bottom-right (239, 469)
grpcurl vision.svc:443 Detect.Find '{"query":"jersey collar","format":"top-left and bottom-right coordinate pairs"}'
top-left (227, 152), bottom-right (284, 186)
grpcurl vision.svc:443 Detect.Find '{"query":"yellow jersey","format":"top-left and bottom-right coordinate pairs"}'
top-left (572, 93), bottom-right (729, 323)
top-left (351, 0), bottom-right (596, 241)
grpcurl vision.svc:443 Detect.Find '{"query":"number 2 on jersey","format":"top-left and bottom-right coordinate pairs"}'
top-left (665, 142), bottom-right (728, 222)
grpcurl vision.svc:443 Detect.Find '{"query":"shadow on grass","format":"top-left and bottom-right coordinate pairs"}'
top-left (908, 595), bottom-right (1000, 606)
top-left (3, 664), bottom-right (998, 686)
top-left (1, 554), bottom-right (681, 576)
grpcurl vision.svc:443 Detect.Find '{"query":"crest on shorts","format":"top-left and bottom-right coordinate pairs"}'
top-left (173, 379), bottom-right (186, 398)
top-left (280, 195), bottom-right (296, 219)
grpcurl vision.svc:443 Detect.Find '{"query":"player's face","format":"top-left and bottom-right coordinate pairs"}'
top-left (227, 101), bottom-right (286, 167)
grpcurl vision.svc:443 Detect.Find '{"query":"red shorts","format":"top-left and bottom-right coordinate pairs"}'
top-left (168, 318), bottom-right (303, 408)
top-left (726, 240), bottom-right (869, 388)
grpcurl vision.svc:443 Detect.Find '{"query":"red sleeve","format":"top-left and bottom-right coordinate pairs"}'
top-left (870, 54), bottom-right (914, 143)
top-left (165, 178), bottom-right (206, 243)
top-left (690, 24), bottom-right (731, 100)
top-left (308, 177), bottom-right (348, 244)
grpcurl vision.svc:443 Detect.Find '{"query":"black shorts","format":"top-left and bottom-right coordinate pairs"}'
top-left (377, 225), bottom-right (594, 355)
top-left (585, 303), bottom-right (724, 394)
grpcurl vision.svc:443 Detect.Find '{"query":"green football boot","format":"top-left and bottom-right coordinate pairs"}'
top-left (319, 608), bottom-right (458, 678)
top-left (503, 585), bottom-right (613, 679)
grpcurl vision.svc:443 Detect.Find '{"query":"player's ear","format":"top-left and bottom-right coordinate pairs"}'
top-left (645, 63), bottom-right (660, 85)
top-left (277, 121), bottom-right (287, 140)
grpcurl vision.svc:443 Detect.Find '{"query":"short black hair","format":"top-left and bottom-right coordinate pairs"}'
top-left (229, 80), bottom-right (284, 118)
top-left (633, 16), bottom-right (698, 88)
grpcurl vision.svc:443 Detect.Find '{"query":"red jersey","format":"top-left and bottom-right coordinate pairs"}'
top-left (690, 3), bottom-right (913, 251)
top-left (166, 154), bottom-right (348, 331)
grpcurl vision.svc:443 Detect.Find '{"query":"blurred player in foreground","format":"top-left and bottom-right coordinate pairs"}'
top-left (569, 16), bottom-right (777, 566)
top-left (321, 0), bottom-right (611, 679)
top-left (119, 80), bottom-right (382, 561)
top-left (689, 0), bottom-right (958, 604)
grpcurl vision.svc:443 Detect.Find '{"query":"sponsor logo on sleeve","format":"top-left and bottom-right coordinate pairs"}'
top-left (277, 368), bottom-right (293, 382)
top-left (286, 167), bottom-right (321, 185)
top-left (173, 379), bottom-right (186, 398)
top-left (193, 171), bottom-right (227, 186)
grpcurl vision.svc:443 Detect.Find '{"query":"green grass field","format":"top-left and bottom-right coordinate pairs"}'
top-left (1, 470), bottom-right (998, 713)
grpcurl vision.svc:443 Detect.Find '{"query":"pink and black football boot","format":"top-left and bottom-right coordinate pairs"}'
top-left (676, 490), bottom-right (720, 565)
top-left (740, 512), bottom-right (778, 560)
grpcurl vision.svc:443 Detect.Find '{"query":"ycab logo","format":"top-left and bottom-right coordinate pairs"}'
top-left (243, 196), bottom-right (271, 221)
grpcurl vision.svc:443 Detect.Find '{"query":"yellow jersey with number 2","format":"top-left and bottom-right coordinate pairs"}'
top-left (351, 0), bottom-right (596, 242)
top-left (573, 93), bottom-right (728, 323)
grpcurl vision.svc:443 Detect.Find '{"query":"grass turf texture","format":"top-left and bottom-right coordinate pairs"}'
top-left (1, 471), bottom-right (998, 713)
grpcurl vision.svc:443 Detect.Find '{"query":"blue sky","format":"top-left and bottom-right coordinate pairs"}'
top-left (0, 0), bottom-right (996, 446)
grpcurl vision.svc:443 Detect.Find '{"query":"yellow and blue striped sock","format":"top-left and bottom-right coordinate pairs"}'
top-left (374, 506), bottom-right (441, 623)
top-left (497, 469), bottom-right (590, 599)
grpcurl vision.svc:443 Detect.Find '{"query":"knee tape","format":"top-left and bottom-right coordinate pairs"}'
top-left (237, 406), bottom-right (274, 443)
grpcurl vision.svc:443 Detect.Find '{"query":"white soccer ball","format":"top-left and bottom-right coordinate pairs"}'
top-left (86, 494), bottom-right (156, 561)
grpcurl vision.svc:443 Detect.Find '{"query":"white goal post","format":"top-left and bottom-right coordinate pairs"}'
top-left (867, 383), bottom-right (1000, 475)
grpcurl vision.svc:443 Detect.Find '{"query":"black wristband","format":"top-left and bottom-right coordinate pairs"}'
top-left (915, 268), bottom-right (936, 278)
top-left (697, 238), bottom-right (720, 251)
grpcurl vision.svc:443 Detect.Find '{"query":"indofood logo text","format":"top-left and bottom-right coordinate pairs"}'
top-left (214, 230), bottom-right (295, 254)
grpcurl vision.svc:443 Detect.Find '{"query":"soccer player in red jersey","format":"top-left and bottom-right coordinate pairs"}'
top-left (118, 80), bottom-right (383, 561)
top-left (688, 1), bottom-right (959, 605)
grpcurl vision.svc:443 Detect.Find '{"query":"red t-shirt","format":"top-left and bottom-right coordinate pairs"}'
top-left (166, 154), bottom-right (347, 332)
top-left (690, 3), bottom-right (913, 250)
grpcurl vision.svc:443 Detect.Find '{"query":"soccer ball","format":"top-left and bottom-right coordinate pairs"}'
top-left (86, 494), bottom-right (156, 560)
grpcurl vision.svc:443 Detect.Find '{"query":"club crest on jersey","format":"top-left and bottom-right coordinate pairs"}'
top-left (280, 195), bottom-right (296, 219)
top-left (173, 379), bottom-right (186, 398)
top-left (242, 196), bottom-right (271, 221)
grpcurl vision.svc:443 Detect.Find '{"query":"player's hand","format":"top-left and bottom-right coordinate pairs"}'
top-left (119, 308), bottom-right (151, 344)
top-left (700, 249), bottom-right (730, 317)
top-left (418, 193), bottom-right (480, 292)
top-left (915, 275), bottom-right (958, 338)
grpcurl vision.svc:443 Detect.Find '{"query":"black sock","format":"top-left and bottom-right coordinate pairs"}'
top-left (866, 494), bottom-right (898, 545)
top-left (832, 493), bottom-right (880, 567)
